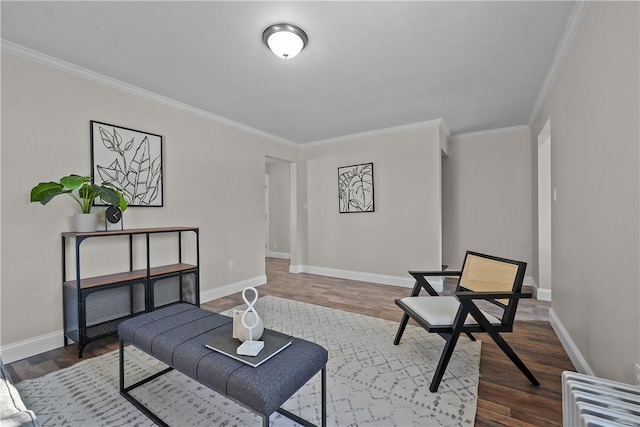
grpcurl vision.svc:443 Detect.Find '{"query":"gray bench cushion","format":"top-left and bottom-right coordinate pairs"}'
top-left (118, 303), bottom-right (328, 416)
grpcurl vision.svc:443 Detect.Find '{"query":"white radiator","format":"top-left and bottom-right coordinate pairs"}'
top-left (562, 371), bottom-right (640, 426)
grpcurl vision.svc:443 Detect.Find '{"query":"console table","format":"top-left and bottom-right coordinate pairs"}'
top-left (62, 226), bottom-right (200, 357)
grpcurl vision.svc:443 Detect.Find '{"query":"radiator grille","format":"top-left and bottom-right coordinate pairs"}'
top-left (562, 371), bottom-right (640, 426)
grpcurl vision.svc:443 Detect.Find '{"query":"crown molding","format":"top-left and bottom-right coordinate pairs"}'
top-left (439, 119), bottom-right (451, 139)
top-left (1, 39), bottom-right (299, 148)
top-left (527, 0), bottom-right (590, 128)
top-left (452, 124), bottom-right (530, 140)
top-left (303, 118), bottom-right (447, 147)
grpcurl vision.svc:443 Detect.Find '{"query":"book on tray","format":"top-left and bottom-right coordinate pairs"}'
top-left (205, 330), bottom-right (292, 368)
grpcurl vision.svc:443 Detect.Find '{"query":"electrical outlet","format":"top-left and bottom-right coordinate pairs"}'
top-left (273, 242), bottom-right (278, 249)
top-left (636, 363), bottom-right (640, 385)
top-left (228, 260), bottom-right (234, 270)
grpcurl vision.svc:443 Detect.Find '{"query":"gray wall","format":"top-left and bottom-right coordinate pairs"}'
top-left (530, 1), bottom-right (639, 384)
top-left (299, 124), bottom-right (443, 279)
top-left (442, 126), bottom-right (532, 272)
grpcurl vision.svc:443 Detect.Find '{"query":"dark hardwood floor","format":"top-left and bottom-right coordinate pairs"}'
top-left (7, 258), bottom-right (575, 426)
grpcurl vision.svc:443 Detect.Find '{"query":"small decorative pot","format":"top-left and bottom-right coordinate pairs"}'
top-left (74, 213), bottom-right (98, 232)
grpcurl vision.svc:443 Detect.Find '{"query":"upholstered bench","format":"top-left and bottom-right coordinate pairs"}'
top-left (117, 303), bottom-right (327, 427)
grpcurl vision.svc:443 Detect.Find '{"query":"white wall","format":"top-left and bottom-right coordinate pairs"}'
top-left (530, 1), bottom-right (639, 384)
top-left (0, 52), bottom-right (297, 358)
top-left (442, 126), bottom-right (532, 272)
top-left (266, 160), bottom-right (290, 257)
top-left (298, 123), bottom-right (443, 284)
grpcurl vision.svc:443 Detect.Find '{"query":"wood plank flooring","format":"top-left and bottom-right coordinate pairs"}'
top-left (7, 258), bottom-right (575, 426)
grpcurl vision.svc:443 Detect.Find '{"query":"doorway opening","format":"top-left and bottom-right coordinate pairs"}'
top-left (265, 157), bottom-right (295, 273)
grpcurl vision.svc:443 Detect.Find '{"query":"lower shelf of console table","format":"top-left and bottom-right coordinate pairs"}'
top-left (64, 269), bottom-right (199, 357)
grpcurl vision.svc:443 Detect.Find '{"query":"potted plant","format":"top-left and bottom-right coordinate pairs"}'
top-left (30, 174), bottom-right (128, 232)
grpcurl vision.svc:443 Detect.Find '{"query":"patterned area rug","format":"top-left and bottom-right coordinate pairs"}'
top-left (16, 296), bottom-right (481, 426)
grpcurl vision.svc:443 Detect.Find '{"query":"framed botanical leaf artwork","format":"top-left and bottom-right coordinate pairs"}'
top-left (338, 162), bottom-right (374, 213)
top-left (91, 121), bottom-right (163, 207)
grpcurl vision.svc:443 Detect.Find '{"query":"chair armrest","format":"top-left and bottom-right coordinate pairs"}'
top-left (407, 271), bottom-right (461, 297)
top-left (455, 291), bottom-right (534, 300)
top-left (408, 270), bottom-right (462, 277)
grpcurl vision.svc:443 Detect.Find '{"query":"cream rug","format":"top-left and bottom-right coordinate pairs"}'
top-left (16, 296), bottom-right (481, 426)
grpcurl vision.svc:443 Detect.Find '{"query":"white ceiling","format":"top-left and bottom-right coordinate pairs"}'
top-left (1, 1), bottom-right (577, 144)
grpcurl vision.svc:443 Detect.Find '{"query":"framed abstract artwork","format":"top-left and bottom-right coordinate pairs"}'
top-left (91, 121), bottom-right (163, 207)
top-left (338, 162), bottom-right (374, 213)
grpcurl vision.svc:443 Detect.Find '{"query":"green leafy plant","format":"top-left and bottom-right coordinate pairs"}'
top-left (30, 174), bottom-right (128, 214)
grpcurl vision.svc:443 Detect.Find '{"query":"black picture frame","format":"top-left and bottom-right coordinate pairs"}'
top-left (338, 162), bottom-right (374, 213)
top-left (91, 120), bottom-right (163, 207)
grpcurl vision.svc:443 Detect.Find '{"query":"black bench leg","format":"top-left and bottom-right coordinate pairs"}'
top-left (275, 365), bottom-right (327, 427)
top-left (321, 366), bottom-right (326, 427)
top-left (119, 339), bottom-right (124, 392)
top-left (119, 339), bottom-right (174, 427)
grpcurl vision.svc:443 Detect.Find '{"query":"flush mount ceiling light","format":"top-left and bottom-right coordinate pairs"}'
top-left (262, 23), bottom-right (308, 59)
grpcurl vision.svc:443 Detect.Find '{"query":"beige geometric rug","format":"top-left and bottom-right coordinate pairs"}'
top-left (16, 296), bottom-right (481, 426)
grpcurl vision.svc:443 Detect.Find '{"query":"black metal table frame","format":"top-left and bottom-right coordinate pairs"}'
top-left (62, 227), bottom-right (201, 358)
top-left (119, 339), bottom-right (327, 427)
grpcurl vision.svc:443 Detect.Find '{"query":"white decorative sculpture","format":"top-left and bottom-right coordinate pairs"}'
top-left (236, 287), bottom-right (265, 356)
top-left (232, 310), bottom-right (264, 342)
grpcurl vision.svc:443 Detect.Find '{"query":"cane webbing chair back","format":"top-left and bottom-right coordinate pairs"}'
top-left (459, 253), bottom-right (518, 304)
top-left (459, 254), bottom-right (518, 294)
top-left (458, 252), bottom-right (526, 328)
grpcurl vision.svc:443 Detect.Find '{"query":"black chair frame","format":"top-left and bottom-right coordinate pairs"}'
top-left (393, 251), bottom-right (540, 392)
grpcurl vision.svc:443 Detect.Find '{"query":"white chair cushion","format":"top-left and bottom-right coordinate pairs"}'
top-left (399, 296), bottom-right (502, 327)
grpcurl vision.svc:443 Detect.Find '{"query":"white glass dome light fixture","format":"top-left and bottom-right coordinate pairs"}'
top-left (262, 23), bottom-right (308, 59)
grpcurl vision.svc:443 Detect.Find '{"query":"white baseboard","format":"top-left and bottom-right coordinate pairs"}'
top-left (536, 288), bottom-right (552, 301)
top-left (525, 276), bottom-right (552, 301)
top-left (266, 251), bottom-right (291, 260)
top-left (1, 330), bottom-right (63, 364)
top-left (199, 275), bottom-right (267, 303)
top-left (1, 275), bottom-right (267, 364)
top-left (549, 307), bottom-right (593, 375)
top-left (290, 265), bottom-right (441, 290)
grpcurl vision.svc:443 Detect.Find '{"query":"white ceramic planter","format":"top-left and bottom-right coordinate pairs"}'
top-left (74, 213), bottom-right (98, 232)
